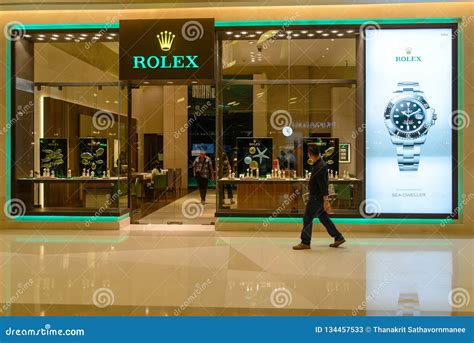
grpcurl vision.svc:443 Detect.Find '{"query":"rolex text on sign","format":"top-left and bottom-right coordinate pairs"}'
top-left (119, 19), bottom-right (215, 81)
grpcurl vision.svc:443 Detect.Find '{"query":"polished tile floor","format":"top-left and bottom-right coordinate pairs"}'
top-left (0, 226), bottom-right (472, 316)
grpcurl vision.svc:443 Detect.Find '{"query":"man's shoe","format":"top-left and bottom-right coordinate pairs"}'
top-left (292, 243), bottom-right (311, 250)
top-left (329, 238), bottom-right (346, 248)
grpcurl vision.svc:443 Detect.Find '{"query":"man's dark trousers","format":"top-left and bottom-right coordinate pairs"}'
top-left (300, 195), bottom-right (343, 245)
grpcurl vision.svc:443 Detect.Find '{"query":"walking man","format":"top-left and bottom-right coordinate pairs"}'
top-left (193, 150), bottom-right (214, 205)
top-left (293, 145), bottom-right (345, 250)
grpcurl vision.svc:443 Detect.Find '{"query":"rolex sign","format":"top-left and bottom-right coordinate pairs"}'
top-left (119, 19), bottom-right (215, 81)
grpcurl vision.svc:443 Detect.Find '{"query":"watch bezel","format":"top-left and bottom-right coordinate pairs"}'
top-left (384, 93), bottom-right (435, 140)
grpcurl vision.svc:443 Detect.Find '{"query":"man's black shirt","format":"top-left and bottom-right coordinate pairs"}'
top-left (308, 157), bottom-right (329, 199)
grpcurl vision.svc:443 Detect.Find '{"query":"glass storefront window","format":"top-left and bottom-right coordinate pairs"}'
top-left (9, 29), bottom-right (129, 219)
top-left (216, 27), bottom-right (361, 217)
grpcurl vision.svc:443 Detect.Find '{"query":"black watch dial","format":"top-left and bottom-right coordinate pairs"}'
top-left (391, 99), bottom-right (425, 132)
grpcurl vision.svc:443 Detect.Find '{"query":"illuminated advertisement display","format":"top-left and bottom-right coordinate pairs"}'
top-left (365, 27), bottom-right (457, 217)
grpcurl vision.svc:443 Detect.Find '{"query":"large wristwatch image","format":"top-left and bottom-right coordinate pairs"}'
top-left (384, 82), bottom-right (437, 171)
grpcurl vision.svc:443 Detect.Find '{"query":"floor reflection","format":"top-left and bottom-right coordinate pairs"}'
top-left (0, 229), bottom-right (472, 316)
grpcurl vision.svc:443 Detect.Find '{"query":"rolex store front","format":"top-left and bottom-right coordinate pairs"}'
top-left (0, 2), bottom-right (472, 234)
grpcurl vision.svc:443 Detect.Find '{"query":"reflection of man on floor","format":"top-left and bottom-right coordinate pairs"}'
top-left (193, 151), bottom-right (214, 205)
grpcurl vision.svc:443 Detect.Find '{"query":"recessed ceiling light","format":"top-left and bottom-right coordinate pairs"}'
top-left (292, 33), bottom-right (300, 37)
top-left (80, 33), bottom-right (88, 37)
top-left (109, 33), bottom-right (117, 37)
top-left (24, 34), bottom-right (31, 38)
top-left (322, 33), bottom-right (329, 37)
top-left (331, 38), bottom-right (335, 41)
top-left (37, 37), bottom-right (45, 41)
top-left (52, 34), bottom-right (60, 38)
top-left (331, 30), bottom-right (338, 33)
top-left (316, 30), bottom-right (323, 34)
top-left (301, 30), bottom-right (308, 34)
top-left (51, 37), bottom-right (58, 41)
top-left (248, 41), bottom-right (254, 44)
top-left (65, 37), bottom-right (72, 41)
top-left (234, 34), bottom-right (241, 38)
top-left (226, 31), bottom-right (232, 35)
top-left (38, 34), bottom-right (46, 38)
top-left (167, 81), bottom-right (174, 84)
top-left (248, 34), bottom-right (256, 38)
top-left (346, 30), bottom-right (354, 33)
top-left (307, 33), bottom-right (315, 37)
top-left (66, 34), bottom-right (74, 38)
top-left (337, 33), bottom-right (344, 37)
top-left (286, 30), bottom-right (293, 34)
top-left (278, 33), bottom-right (285, 37)
top-left (106, 36), bottom-right (114, 40)
top-left (79, 37), bottom-right (86, 40)
top-left (256, 31), bottom-right (263, 34)
top-left (105, 100), bottom-right (110, 103)
top-left (241, 31), bottom-right (248, 35)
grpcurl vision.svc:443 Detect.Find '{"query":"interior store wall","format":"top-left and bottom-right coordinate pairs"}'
top-left (0, 2), bottom-right (472, 233)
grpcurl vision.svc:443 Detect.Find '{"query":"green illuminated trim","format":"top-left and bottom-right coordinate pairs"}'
top-left (457, 26), bottom-right (464, 217)
top-left (5, 36), bottom-right (11, 204)
top-left (16, 235), bottom-right (128, 244)
top-left (13, 213), bottom-right (129, 222)
top-left (12, 23), bottom-right (119, 30)
top-left (215, 18), bottom-right (460, 27)
top-left (218, 217), bottom-right (454, 225)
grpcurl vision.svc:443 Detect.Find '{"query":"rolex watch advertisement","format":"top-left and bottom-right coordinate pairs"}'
top-left (365, 28), bottom-right (455, 216)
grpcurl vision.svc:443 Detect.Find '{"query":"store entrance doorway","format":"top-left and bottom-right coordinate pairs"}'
top-left (129, 83), bottom-right (217, 226)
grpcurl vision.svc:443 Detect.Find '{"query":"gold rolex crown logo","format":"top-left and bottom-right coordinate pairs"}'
top-left (157, 31), bottom-right (175, 51)
top-left (406, 47), bottom-right (412, 55)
